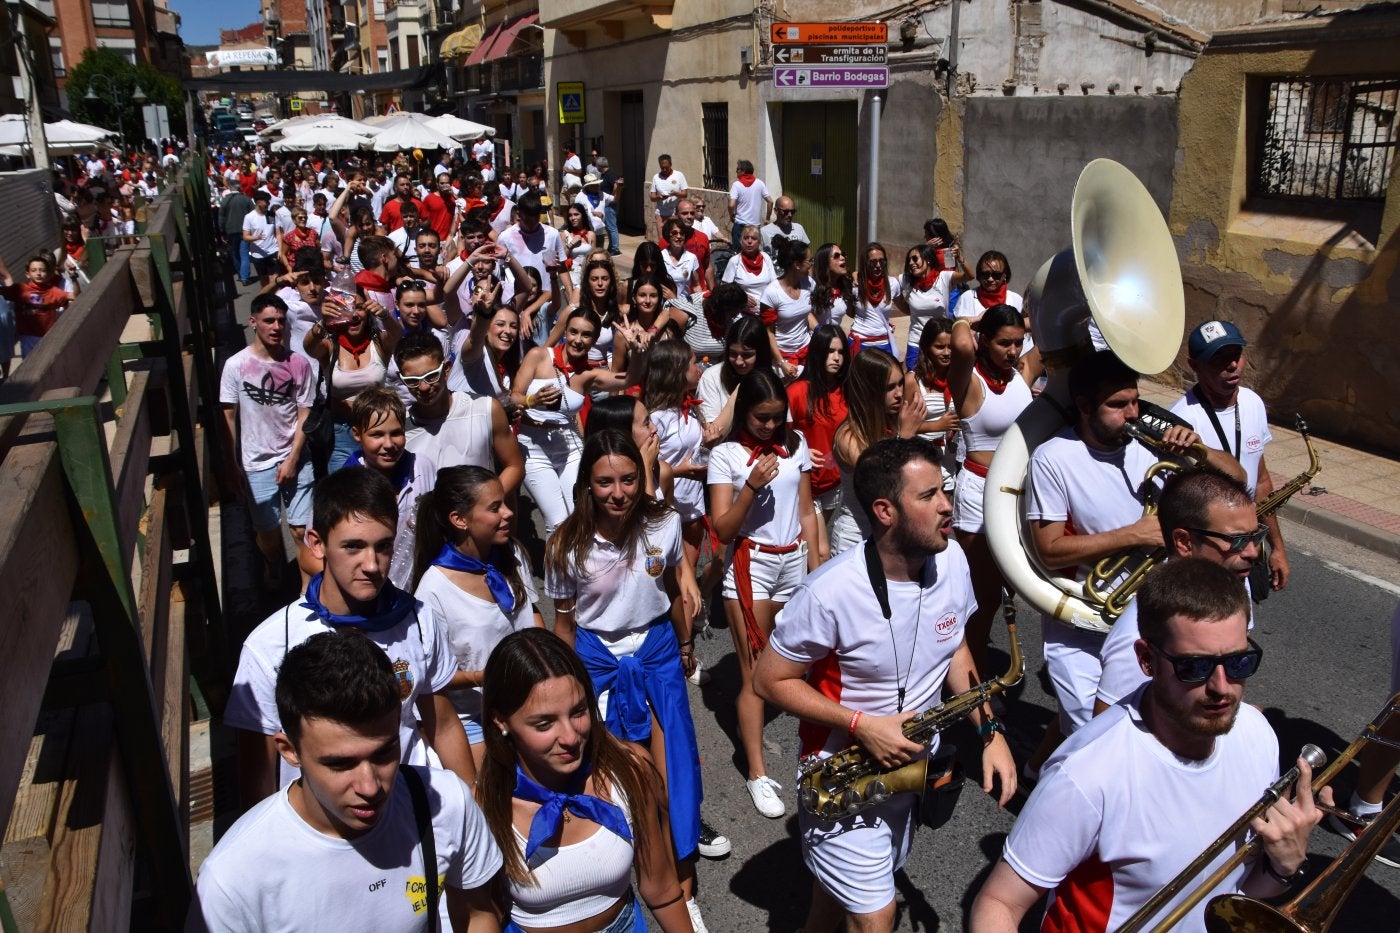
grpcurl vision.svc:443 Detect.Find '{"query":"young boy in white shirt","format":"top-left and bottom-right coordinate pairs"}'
top-left (192, 629), bottom-right (501, 931)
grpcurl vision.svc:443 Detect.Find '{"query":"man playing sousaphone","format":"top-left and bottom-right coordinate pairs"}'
top-left (1021, 351), bottom-right (1246, 777)
top-left (970, 558), bottom-right (1330, 932)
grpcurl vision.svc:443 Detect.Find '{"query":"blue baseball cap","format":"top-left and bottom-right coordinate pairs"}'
top-left (1187, 320), bottom-right (1247, 363)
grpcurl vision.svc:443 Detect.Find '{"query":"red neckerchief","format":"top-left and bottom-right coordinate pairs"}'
top-left (552, 342), bottom-right (593, 376)
top-left (465, 196), bottom-right (486, 212)
top-left (923, 372), bottom-right (952, 407)
top-left (976, 359), bottom-right (1012, 395)
top-left (977, 282), bottom-right (1008, 309)
top-left (916, 269), bottom-right (939, 291)
top-left (862, 273), bottom-right (887, 306)
top-left (490, 199), bottom-right (509, 220)
top-left (681, 394), bottom-right (703, 421)
top-left (338, 332), bottom-right (371, 362)
top-left (700, 292), bottom-right (727, 340)
top-left (740, 430), bottom-right (789, 464)
top-left (736, 173), bottom-right (757, 187)
top-left (354, 270), bottom-right (392, 292)
top-left (739, 251), bottom-right (765, 276)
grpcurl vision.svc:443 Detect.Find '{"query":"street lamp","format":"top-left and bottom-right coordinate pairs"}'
top-left (84, 74), bottom-right (148, 150)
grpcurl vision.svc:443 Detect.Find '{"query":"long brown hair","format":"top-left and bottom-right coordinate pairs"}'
top-left (411, 465), bottom-right (529, 606)
top-left (642, 338), bottom-right (693, 413)
top-left (840, 347), bottom-right (902, 453)
top-left (545, 430), bottom-right (673, 581)
top-left (477, 629), bottom-right (666, 884)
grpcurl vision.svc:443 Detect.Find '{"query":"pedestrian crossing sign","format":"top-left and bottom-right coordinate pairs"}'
top-left (558, 81), bottom-right (585, 125)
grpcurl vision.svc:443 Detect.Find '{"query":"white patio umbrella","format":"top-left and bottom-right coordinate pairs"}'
top-left (0, 115), bottom-right (116, 147)
top-left (271, 125), bottom-right (372, 152)
top-left (368, 117), bottom-right (461, 153)
top-left (425, 114), bottom-right (495, 141)
top-left (279, 114), bottom-right (381, 137)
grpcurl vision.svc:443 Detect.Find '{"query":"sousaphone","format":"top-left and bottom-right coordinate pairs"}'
top-left (983, 159), bottom-right (1184, 633)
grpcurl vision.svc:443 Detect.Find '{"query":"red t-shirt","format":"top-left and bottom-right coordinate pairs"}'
top-left (420, 191), bottom-right (455, 239)
top-left (786, 382), bottom-right (846, 495)
top-left (3, 281), bottom-right (71, 338)
top-left (379, 197), bottom-right (426, 233)
top-left (238, 172), bottom-right (258, 197)
top-left (282, 227), bottom-right (319, 255)
top-left (684, 229), bottom-right (711, 280)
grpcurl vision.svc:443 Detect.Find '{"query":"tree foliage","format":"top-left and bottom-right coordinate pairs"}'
top-left (68, 47), bottom-right (187, 145)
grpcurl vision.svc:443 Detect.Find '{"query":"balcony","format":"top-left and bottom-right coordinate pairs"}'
top-left (473, 52), bottom-right (542, 95)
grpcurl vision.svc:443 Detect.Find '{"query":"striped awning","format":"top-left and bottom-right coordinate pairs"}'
top-left (440, 23), bottom-right (484, 61)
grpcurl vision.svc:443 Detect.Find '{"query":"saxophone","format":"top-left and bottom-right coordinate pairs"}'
top-left (1256, 415), bottom-right (1322, 518)
top-left (796, 601), bottom-right (1023, 821)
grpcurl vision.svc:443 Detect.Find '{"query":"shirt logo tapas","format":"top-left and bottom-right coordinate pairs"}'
top-left (643, 545), bottom-right (665, 578)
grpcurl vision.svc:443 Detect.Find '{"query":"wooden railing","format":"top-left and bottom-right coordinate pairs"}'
top-left (0, 156), bottom-right (227, 931)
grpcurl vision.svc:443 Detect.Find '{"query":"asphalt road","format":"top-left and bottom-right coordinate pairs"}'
top-left (215, 276), bottom-right (1400, 932)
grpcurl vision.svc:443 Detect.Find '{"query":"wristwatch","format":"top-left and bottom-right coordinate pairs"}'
top-left (977, 718), bottom-right (1007, 741)
top-left (1262, 856), bottom-right (1309, 888)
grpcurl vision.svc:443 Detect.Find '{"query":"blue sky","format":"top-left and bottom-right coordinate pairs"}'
top-left (170, 0), bottom-right (262, 46)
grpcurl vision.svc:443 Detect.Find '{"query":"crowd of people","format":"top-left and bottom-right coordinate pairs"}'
top-left (0, 142), bottom-right (179, 379)
top-left (201, 140), bottom-right (1399, 933)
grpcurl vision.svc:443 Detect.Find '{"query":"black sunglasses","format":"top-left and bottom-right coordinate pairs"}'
top-left (1187, 524), bottom-right (1267, 555)
top-left (1149, 637), bottom-right (1263, 684)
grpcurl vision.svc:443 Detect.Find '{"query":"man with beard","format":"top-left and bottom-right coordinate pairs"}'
top-left (754, 438), bottom-right (1016, 933)
top-left (1095, 469), bottom-right (1263, 711)
top-left (970, 558), bottom-right (1328, 932)
top-left (1025, 351), bottom-right (1243, 745)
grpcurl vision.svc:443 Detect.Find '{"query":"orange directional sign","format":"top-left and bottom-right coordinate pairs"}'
top-left (771, 22), bottom-right (889, 46)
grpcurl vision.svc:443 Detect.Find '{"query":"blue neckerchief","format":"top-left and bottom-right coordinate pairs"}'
top-left (432, 543), bottom-right (516, 614)
top-left (342, 448), bottom-right (415, 492)
top-left (300, 573), bottom-right (414, 632)
top-left (511, 764), bottom-right (632, 860)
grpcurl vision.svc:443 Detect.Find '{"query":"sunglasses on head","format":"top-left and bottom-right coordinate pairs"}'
top-left (1148, 637), bottom-right (1263, 684)
top-left (399, 362), bottom-right (446, 388)
top-left (1187, 524), bottom-right (1268, 555)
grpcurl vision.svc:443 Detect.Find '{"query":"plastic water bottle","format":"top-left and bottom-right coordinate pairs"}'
top-left (325, 257), bottom-right (356, 335)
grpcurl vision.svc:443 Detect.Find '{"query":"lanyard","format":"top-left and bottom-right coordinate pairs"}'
top-left (1194, 384), bottom-right (1240, 459)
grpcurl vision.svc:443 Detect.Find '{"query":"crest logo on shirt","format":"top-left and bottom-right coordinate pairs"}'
top-left (934, 612), bottom-right (959, 639)
top-left (644, 544), bottom-right (665, 578)
top-left (243, 371), bottom-right (296, 407)
top-left (393, 658), bottom-right (413, 699)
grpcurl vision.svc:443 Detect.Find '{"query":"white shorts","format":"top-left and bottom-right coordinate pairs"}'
top-left (722, 541), bottom-right (806, 603)
top-left (798, 790), bottom-right (917, 915)
top-left (1042, 616), bottom-right (1107, 733)
top-left (828, 505), bottom-right (866, 557)
top-left (815, 486), bottom-right (842, 515)
top-left (952, 465), bottom-right (985, 534)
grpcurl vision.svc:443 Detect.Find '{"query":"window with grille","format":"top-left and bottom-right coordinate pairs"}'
top-left (1256, 77), bottom-right (1399, 201)
top-left (702, 102), bottom-right (728, 190)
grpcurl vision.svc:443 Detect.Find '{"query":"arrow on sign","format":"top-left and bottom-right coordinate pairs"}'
top-left (775, 69), bottom-right (794, 86)
top-left (775, 47), bottom-right (790, 63)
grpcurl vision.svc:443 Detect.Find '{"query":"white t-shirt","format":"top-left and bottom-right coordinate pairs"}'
top-left (223, 596), bottom-right (457, 788)
top-left (760, 278), bottom-right (815, 354)
top-left (693, 215), bottom-right (721, 240)
top-left (952, 288), bottom-right (1024, 319)
top-left (770, 541), bottom-right (977, 759)
top-left (904, 271), bottom-right (954, 350)
top-left (388, 226), bottom-right (419, 266)
top-left (721, 251), bottom-right (776, 311)
top-left (707, 436), bottom-right (812, 545)
top-left (574, 191), bottom-right (611, 233)
top-left (651, 408), bottom-right (706, 522)
top-left (816, 291), bottom-right (850, 329)
top-left (472, 139), bottom-right (494, 161)
top-left (498, 223), bottom-right (567, 295)
top-left (406, 392), bottom-right (495, 470)
top-left (1026, 430), bottom-right (1160, 586)
top-left (761, 221), bottom-right (810, 255)
top-left (852, 276), bottom-right (901, 340)
top-left (728, 177), bottom-right (770, 225)
top-left (189, 766), bottom-right (502, 932)
top-left (650, 170), bottom-right (688, 216)
top-left (242, 210), bottom-right (278, 259)
top-left (274, 287), bottom-right (322, 366)
top-left (1169, 386), bottom-right (1272, 495)
top-left (696, 364), bottom-right (731, 425)
top-left (544, 511), bottom-right (684, 636)
top-left (1004, 692), bottom-right (1278, 933)
top-left (218, 347), bottom-right (316, 472)
top-left (661, 248), bottom-right (699, 301)
top-left (414, 547), bottom-right (538, 726)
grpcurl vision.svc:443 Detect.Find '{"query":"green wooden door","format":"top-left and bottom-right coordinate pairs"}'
top-left (780, 102), bottom-right (859, 254)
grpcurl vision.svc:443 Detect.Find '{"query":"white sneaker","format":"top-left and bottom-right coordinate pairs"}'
top-left (688, 657), bottom-right (711, 686)
top-left (746, 775), bottom-right (786, 818)
top-left (686, 899), bottom-right (709, 933)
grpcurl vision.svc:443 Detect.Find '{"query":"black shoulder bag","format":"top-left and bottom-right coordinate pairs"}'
top-left (302, 360), bottom-right (335, 480)
top-left (403, 766), bottom-right (440, 932)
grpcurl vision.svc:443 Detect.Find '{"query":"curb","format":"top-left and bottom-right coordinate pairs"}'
top-left (1278, 498), bottom-right (1400, 563)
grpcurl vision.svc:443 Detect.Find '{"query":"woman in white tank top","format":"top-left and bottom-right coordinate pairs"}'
top-left (476, 629), bottom-right (694, 933)
top-left (304, 288), bottom-right (401, 474)
top-left (948, 305), bottom-right (1042, 678)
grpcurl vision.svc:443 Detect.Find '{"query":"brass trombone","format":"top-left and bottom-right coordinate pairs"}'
top-left (1117, 693), bottom-right (1400, 932)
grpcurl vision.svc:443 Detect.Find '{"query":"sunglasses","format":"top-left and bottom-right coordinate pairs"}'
top-left (399, 362), bottom-right (446, 388)
top-left (979, 270), bottom-right (1008, 281)
top-left (396, 278), bottom-right (429, 296)
top-left (1148, 637), bottom-right (1263, 684)
top-left (1187, 523), bottom-right (1268, 555)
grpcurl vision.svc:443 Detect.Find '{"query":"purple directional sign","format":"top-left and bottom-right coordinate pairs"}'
top-left (772, 66), bottom-right (889, 90)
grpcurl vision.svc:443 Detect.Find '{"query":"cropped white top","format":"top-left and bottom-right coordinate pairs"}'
top-left (508, 785), bottom-right (635, 927)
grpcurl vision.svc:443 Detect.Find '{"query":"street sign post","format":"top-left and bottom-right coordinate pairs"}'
top-left (772, 45), bottom-right (887, 65)
top-left (773, 66), bottom-right (889, 89)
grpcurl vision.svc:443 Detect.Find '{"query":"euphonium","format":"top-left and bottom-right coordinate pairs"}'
top-left (796, 601), bottom-right (1023, 821)
top-left (984, 159), bottom-right (1185, 635)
